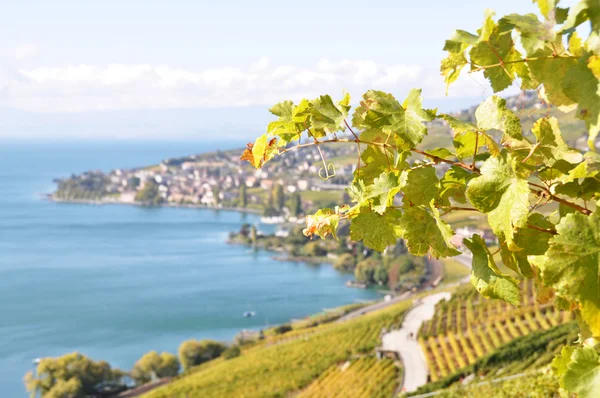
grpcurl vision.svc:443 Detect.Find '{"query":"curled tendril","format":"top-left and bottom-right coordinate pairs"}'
top-left (318, 163), bottom-right (337, 180)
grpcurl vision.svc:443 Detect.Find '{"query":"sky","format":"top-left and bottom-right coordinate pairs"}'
top-left (0, 0), bottom-right (575, 139)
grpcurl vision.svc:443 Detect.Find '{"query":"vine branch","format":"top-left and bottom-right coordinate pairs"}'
top-left (277, 137), bottom-right (591, 216)
top-left (470, 54), bottom-right (578, 73)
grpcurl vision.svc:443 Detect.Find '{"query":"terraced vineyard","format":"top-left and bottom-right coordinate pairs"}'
top-left (433, 370), bottom-right (561, 398)
top-left (417, 282), bottom-right (573, 382)
top-left (409, 322), bottom-right (578, 396)
top-left (298, 357), bottom-right (399, 398)
top-left (143, 300), bottom-right (410, 398)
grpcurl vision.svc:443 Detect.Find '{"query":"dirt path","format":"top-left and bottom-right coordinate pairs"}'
top-left (381, 292), bottom-right (451, 393)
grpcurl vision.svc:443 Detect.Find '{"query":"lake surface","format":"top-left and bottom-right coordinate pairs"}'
top-left (0, 140), bottom-right (378, 397)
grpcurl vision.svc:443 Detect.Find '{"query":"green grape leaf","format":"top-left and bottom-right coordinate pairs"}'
top-left (423, 148), bottom-right (455, 160)
top-left (352, 90), bottom-right (403, 131)
top-left (540, 210), bottom-right (600, 337)
top-left (356, 145), bottom-right (394, 184)
top-left (350, 209), bottom-right (400, 252)
top-left (267, 99), bottom-right (310, 144)
top-left (441, 30), bottom-right (479, 92)
top-left (438, 166), bottom-right (475, 205)
top-left (534, 0), bottom-right (556, 20)
top-left (441, 114), bottom-right (478, 135)
top-left (563, 345), bottom-right (600, 398)
top-left (370, 171), bottom-right (406, 214)
top-left (396, 205), bottom-right (460, 258)
top-left (528, 48), bottom-right (578, 107)
top-left (453, 131), bottom-right (500, 159)
top-left (561, 0), bottom-right (600, 34)
top-left (303, 208), bottom-right (340, 240)
top-left (308, 94), bottom-right (350, 138)
top-left (347, 171), bottom-right (406, 215)
top-left (466, 151), bottom-right (530, 250)
top-left (569, 31), bottom-right (585, 57)
top-left (464, 234), bottom-right (521, 306)
top-left (553, 345), bottom-right (576, 388)
top-left (562, 54), bottom-right (600, 149)
top-left (352, 89), bottom-right (433, 151)
top-left (391, 89), bottom-right (435, 150)
top-left (470, 15), bottom-right (520, 92)
top-left (479, 9), bottom-right (496, 42)
top-left (529, 117), bottom-right (583, 165)
top-left (500, 13), bottom-right (552, 54)
top-left (499, 213), bottom-right (555, 278)
top-left (555, 178), bottom-right (600, 200)
top-left (475, 96), bottom-right (522, 139)
top-left (444, 112), bottom-right (500, 159)
top-left (402, 166), bottom-right (439, 206)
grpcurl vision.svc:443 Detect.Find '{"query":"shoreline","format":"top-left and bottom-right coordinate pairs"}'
top-left (44, 194), bottom-right (262, 215)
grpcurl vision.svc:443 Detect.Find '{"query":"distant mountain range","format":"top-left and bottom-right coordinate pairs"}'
top-left (0, 96), bottom-right (485, 141)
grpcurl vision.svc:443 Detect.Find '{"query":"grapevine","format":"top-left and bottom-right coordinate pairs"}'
top-left (243, 1), bottom-right (600, 395)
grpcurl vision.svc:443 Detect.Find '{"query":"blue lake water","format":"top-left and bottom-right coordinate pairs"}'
top-left (0, 140), bottom-right (378, 397)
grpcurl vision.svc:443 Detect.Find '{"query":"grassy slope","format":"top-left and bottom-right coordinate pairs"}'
top-left (419, 282), bottom-right (573, 380)
top-left (143, 300), bottom-right (410, 398)
top-left (408, 321), bottom-right (577, 397)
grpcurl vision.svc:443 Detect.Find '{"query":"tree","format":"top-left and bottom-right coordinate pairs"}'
top-left (131, 351), bottom-right (179, 386)
top-left (24, 352), bottom-right (125, 398)
top-left (239, 184), bottom-right (248, 208)
top-left (242, 3), bottom-right (600, 395)
top-left (135, 180), bottom-right (162, 205)
top-left (178, 340), bottom-right (227, 371)
top-left (222, 346), bottom-right (241, 360)
top-left (303, 241), bottom-right (326, 257)
top-left (250, 225), bottom-right (258, 246)
top-left (128, 176), bottom-right (140, 189)
top-left (273, 184), bottom-right (285, 211)
top-left (212, 185), bottom-right (221, 207)
top-left (354, 258), bottom-right (379, 284)
top-left (289, 192), bottom-right (302, 217)
top-left (334, 253), bottom-right (356, 272)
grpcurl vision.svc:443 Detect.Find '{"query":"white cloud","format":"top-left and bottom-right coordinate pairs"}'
top-left (13, 44), bottom-right (38, 60)
top-left (0, 57), bottom-right (499, 113)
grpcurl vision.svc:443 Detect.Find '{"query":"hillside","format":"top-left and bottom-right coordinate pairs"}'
top-left (142, 300), bottom-right (411, 397)
top-left (417, 282), bottom-right (574, 382)
top-left (132, 282), bottom-right (575, 398)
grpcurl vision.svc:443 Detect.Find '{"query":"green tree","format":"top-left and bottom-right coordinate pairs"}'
top-left (333, 253), bottom-right (356, 272)
top-left (178, 340), bottom-right (227, 371)
top-left (243, 2), bottom-right (600, 395)
top-left (23, 352), bottom-right (125, 398)
top-left (212, 185), bottom-right (221, 207)
top-left (128, 176), bottom-right (140, 189)
top-left (354, 258), bottom-right (379, 284)
top-left (249, 225), bottom-right (258, 246)
top-left (135, 180), bottom-right (162, 205)
top-left (222, 345), bottom-right (241, 360)
top-left (303, 241), bottom-right (326, 257)
top-left (239, 184), bottom-right (248, 208)
top-left (273, 184), bottom-right (285, 211)
top-left (289, 192), bottom-right (302, 217)
top-left (131, 351), bottom-right (179, 386)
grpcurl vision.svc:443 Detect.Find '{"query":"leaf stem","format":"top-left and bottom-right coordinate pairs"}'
top-left (276, 137), bottom-right (592, 216)
top-left (472, 132), bottom-right (479, 170)
top-left (343, 120), bottom-right (363, 177)
top-left (527, 223), bottom-right (558, 235)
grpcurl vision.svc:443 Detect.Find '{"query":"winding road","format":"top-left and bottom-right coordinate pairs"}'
top-left (381, 292), bottom-right (452, 393)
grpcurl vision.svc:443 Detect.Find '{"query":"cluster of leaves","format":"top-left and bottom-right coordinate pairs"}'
top-left (177, 339), bottom-right (227, 371)
top-left (131, 351), bottom-right (179, 386)
top-left (23, 352), bottom-right (126, 398)
top-left (242, 1), bottom-right (600, 396)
